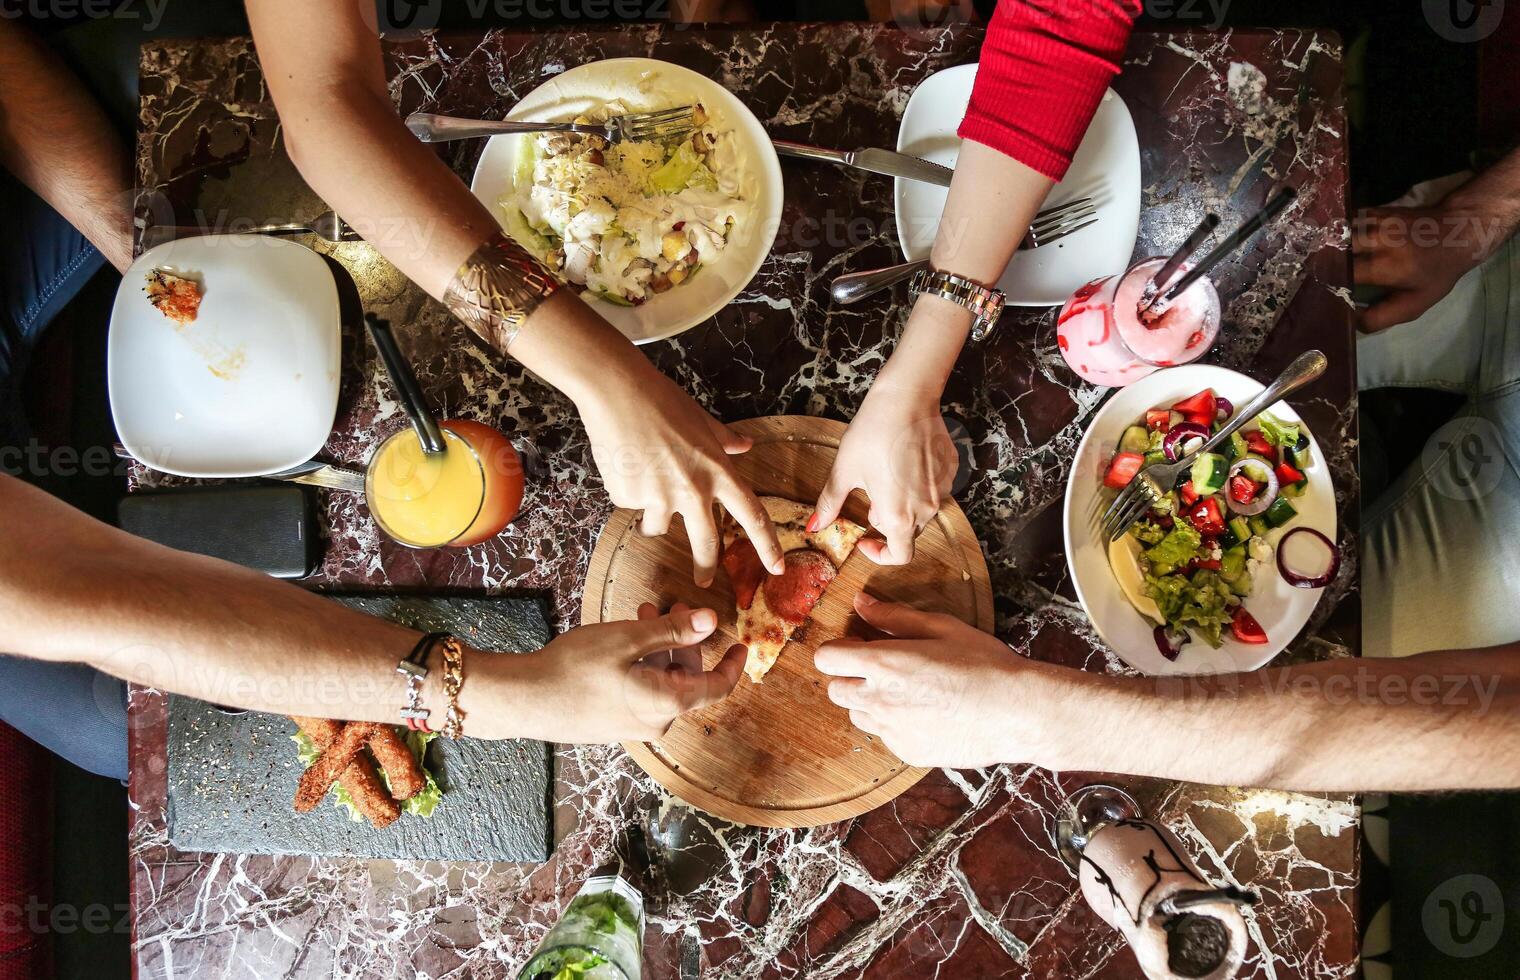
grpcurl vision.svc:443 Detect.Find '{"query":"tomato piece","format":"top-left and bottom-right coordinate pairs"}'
top-left (1243, 430), bottom-right (1278, 463)
top-left (1275, 461), bottom-right (1306, 486)
top-left (1187, 497), bottom-right (1226, 536)
top-left (1103, 452), bottom-right (1145, 489)
top-left (1178, 480), bottom-right (1199, 507)
top-left (1228, 474), bottom-right (1261, 505)
top-left (1145, 409), bottom-right (1172, 431)
top-left (1194, 557), bottom-right (1222, 571)
top-left (1171, 389), bottom-right (1217, 419)
top-left (1183, 411), bottom-right (1215, 431)
top-left (1230, 607), bottom-right (1269, 644)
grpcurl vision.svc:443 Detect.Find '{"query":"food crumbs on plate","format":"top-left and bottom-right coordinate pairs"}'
top-left (961, 570), bottom-right (970, 581)
top-left (703, 725), bottom-right (714, 736)
top-left (144, 269), bottom-right (202, 325)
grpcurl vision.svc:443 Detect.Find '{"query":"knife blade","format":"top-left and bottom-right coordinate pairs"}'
top-left (772, 140), bottom-right (954, 187)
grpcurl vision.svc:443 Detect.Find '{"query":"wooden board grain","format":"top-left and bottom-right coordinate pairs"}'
top-left (580, 416), bottom-right (994, 828)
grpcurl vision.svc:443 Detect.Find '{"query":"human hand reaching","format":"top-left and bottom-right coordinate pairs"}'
top-left (577, 367), bottom-right (785, 586)
top-left (504, 603), bottom-right (745, 744)
top-left (813, 386), bottom-right (957, 566)
top-left (814, 593), bottom-right (1060, 769)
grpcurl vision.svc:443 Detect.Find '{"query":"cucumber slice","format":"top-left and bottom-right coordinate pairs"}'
top-left (1190, 452), bottom-right (1229, 496)
top-left (1220, 546), bottom-right (1247, 580)
top-left (1281, 481), bottom-right (1307, 498)
top-left (1221, 431), bottom-right (1248, 463)
top-left (1264, 496), bottom-right (1298, 528)
top-left (1119, 425), bottom-right (1151, 455)
top-left (1143, 449), bottom-right (1167, 468)
top-left (1248, 515), bottom-right (1270, 538)
top-left (1228, 516), bottom-right (1251, 543)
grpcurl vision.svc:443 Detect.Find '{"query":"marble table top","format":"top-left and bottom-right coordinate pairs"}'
top-left (128, 23), bottom-right (1360, 979)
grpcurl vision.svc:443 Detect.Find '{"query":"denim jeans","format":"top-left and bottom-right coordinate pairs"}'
top-left (0, 174), bottom-right (128, 781)
top-left (1359, 176), bottom-right (1520, 660)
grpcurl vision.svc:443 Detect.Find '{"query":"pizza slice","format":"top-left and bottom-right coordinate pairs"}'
top-left (719, 496), bottom-right (867, 683)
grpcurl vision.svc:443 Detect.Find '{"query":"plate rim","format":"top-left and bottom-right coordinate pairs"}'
top-left (107, 234), bottom-right (341, 478)
top-left (467, 56), bottom-right (783, 346)
top-left (580, 415), bottom-right (994, 828)
top-left (1061, 365), bottom-right (1339, 675)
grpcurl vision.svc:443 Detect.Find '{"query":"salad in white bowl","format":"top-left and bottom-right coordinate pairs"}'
top-left (502, 100), bottom-right (748, 307)
top-left (1063, 365), bottom-right (1341, 676)
top-left (469, 58), bottom-right (782, 345)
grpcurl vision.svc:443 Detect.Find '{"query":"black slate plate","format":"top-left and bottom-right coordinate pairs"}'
top-left (166, 594), bottom-right (553, 862)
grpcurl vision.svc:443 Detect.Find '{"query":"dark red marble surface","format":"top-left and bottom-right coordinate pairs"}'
top-left (128, 24), bottom-right (1359, 979)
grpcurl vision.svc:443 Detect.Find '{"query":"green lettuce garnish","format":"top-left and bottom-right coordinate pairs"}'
top-left (290, 728), bottom-right (442, 821)
top-left (649, 143), bottom-right (705, 193)
top-left (1255, 411), bottom-right (1301, 448)
top-left (1142, 522), bottom-right (1202, 575)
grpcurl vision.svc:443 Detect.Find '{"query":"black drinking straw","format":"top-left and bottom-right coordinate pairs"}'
top-left (1150, 214), bottom-right (1220, 297)
top-left (366, 313), bottom-right (447, 455)
top-left (1162, 188), bottom-right (1297, 302)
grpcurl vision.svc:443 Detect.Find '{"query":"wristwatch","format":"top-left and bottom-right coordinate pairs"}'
top-left (908, 268), bottom-right (1006, 341)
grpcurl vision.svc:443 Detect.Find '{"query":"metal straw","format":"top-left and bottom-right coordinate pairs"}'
top-left (1158, 886), bottom-right (1259, 915)
top-left (1162, 188), bottom-right (1297, 302)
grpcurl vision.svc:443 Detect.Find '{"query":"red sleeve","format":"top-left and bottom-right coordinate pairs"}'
top-left (958, 0), bottom-right (1141, 181)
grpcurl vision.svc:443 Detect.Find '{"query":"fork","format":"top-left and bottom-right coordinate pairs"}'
top-left (403, 106), bottom-right (698, 145)
top-left (1098, 350), bottom-right (1328, 542)
top-left (829, 197), bottom-right (1098, 305)
top-left (138, 211), bottom-right (360, 250)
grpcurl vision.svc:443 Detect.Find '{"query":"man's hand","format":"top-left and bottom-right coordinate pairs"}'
top-left (1352, 205), bottom-right (1489, 333)
top-left (505, 603), bottom-right (745, 744)
top-left (578, 367), bottom-right (785, 587)
top-left (815, 593), bottom-right (1044, 768)
top-left (813, 385), bottom-right (957, 566)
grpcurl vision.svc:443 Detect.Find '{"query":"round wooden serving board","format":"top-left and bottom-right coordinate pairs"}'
top-left (580, 416), bottom-right (994, 828)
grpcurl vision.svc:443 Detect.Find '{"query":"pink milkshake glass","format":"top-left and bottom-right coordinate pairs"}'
top-left (1056, 256), bottom-right (1221, 387)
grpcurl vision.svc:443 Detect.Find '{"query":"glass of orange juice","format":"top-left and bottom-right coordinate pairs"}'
top-left (365, 419), bottom-right (524, 548)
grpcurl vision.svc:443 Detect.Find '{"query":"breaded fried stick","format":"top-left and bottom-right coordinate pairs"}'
top-left (366, 726), bottom-right (426, 802)
top-left (291, 717), bottom-right (400, 828)
top-left (293, 719), bottom-right (381, 814)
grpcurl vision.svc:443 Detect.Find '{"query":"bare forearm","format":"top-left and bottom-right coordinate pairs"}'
top-left (0, 20), bottom-right (132, 272)
top-left (877, 140), bottom-right (1054, 400)
top-left (0, 476), bottom-right (520, 738)
top-left (1444, 145), bottom-right (1520, 259)
top-left (247, 0), bottom-right (656, 400)
top-left (1038, 650), bottom-right (1520, 791)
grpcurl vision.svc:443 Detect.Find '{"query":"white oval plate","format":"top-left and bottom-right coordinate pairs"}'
top-left (1062, 365), bottom-right (1338, 675)
top-left (108, 235), bottom-right (340, 478)
top-left (470, 57), bottom-right (783, 345)
top-left (895, 64), bottom-right (1140, 306)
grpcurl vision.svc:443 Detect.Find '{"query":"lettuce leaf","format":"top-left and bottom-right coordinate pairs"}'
top-left (1142, 522), bottom-right (1202, 575)
top-left (290, 728), bottom-right (442, 821)
top-left (649, 143), bottom-right (704, 193)
top-left (1255, 411), bottom-right (1301, 448)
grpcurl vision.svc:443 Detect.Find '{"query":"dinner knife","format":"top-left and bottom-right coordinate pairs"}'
top-left (112, 444), bottom-right (366, 493)
top-left (772, 140), bottom-right (954, 187)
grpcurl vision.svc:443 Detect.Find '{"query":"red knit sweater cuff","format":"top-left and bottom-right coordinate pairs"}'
top-left (957, 0), bottom-right (1139, 181)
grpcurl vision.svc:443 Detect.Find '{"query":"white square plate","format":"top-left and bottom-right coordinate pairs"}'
top-left (895, 64), bottom-right (1141, 306)
top-left (1063, 365), bottom-right (1338, 675)
top-left (108, 235), bottom-right (340, 478)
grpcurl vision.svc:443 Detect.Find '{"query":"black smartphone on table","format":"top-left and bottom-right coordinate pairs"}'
top-left (117, 484), bottom-right (321, 579)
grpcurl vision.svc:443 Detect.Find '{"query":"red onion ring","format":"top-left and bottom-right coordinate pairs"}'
top-left (1277, 526), bottom-right (1341, 588)
top-left (1163, 422), bottom-right (1211, 462)
top-left (1215, 396), bottom-right (1234, 420)
top-left (1226, 458), bottom-right (1278, 516)
top-left (1154, 624), bottom-right (1190, 661)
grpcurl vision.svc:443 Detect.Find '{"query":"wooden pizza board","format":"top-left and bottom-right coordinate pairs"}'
top-left (580, 415), bottom-right (994, 828)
